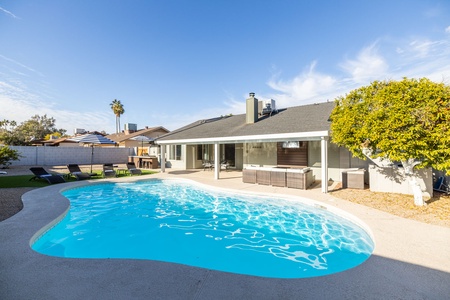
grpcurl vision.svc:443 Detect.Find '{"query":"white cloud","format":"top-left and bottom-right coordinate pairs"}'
top-left (339, 44), bottom-right (389, 84)
top-left (0, 6), bottom-right (19, 19)
top-left (445, 26), bottom-right (450, 34)
top-left (392, 38), bottom-right (450, 83)
top-left (0, 54), bottom-right (45, 77)
top-left (265, 62), bottom-right (338, 108)
top-left (408, 39), bottom-right (441, 58)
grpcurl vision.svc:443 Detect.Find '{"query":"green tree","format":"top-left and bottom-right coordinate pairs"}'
top-left (330, 77), bottom-right (450, 205)
top-left (0, 145), bottom-right (22, 168)
top-left (0, 120), bottom-right (22, 145)
top-left (0, 115), bottom-right (66, 145)
top-left (110, 99), bottom-right (125, 133)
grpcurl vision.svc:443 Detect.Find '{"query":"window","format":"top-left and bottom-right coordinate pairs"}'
top-left (197, 145), bottom-right (203, 160)
top-left (169, 145), bottom-right (182, 160)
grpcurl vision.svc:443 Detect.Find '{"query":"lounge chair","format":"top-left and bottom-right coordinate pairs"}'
top-left (43, 175), bottom-right (66, 184)
top-left (433, 176), bottom-right (450, 194)
top-left (126, 162), bottom-right (142, 176)
top-left (67, 164), bottom-right (95, 180)
top-left (102, 164), bottom-right (117, 178)
top-left (29, 167), bottom-right (65, 184)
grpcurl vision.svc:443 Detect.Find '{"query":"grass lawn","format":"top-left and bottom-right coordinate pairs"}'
top-left (0, 170), bottom-right (158, 188)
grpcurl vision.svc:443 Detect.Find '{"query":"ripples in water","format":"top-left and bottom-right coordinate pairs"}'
top-left (32, 179), bottom-right (374, 278)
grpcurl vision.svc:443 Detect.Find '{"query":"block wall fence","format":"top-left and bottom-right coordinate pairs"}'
top-left (9, 146), bottom-right (133, 166)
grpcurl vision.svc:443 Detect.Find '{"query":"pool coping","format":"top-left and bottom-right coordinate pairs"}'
top-left (1, 172), bottom-right (450, 299)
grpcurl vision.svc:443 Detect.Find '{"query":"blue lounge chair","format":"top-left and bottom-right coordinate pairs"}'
top-left (433, 176), bottom-right (449, 194)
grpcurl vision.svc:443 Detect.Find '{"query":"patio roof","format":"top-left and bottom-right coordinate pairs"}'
top-left (156, 102), bottom-right (335, 145)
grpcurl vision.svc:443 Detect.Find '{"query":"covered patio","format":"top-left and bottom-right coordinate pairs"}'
top-left (157, 131), bottom-right (331, 192)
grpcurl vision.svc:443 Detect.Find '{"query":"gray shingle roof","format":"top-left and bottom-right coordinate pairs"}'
top-left (157, 102), bottom-right (335, 142)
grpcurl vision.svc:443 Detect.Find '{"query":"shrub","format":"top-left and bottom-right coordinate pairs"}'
top-left (0, 145), bottom-right (22, 168)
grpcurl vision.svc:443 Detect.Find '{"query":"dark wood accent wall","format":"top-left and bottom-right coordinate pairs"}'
top-left (277, 142), bottom-right (308, 166)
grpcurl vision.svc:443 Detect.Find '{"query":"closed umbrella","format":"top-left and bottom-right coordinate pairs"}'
top-left (67, 134), bottom-right (116, 173)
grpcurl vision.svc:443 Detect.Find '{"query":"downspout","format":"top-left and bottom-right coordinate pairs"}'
top-left (321, 136), bottom-right (329, 193)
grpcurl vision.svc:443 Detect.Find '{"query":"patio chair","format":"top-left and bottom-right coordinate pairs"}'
top-left (433, 176), bottom-right (450, 194)
top-left (67, 164), bottom-right (94, 180)
top-left (202, 160), bottom-right (214, 171)
top-left (29, 167), bottom-right (65, 184)
top-left (102, 164), bottom-right (117, 178)
top-left (126, 162), bottom-right (142, 176)
top-left (220, 160), bottom-right (230, 171)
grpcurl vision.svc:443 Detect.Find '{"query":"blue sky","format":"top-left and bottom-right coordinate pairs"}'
top-left (1, 0), bottom-right (450, 135)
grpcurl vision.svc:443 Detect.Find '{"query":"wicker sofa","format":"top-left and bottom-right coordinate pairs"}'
top-left (242, 166), bottom-right (315, 189)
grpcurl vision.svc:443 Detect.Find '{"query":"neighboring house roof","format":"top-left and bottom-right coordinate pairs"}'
top-left (107, 126), bottom-right (170, 143)
top-left (41, 137), bottom-right (77, 146)
top-left (156, 102), bottom-right (335, 144)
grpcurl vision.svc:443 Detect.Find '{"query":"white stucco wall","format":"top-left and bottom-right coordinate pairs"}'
top-left (163, 144), bottom-right (186, 169)
top-left (9, 146), bottom-right (132, 166)
top-left (369, 165), bottom-right (433, 197)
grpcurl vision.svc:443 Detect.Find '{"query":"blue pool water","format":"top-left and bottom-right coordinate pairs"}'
top-left (32, 179), bottom-right (374, 278)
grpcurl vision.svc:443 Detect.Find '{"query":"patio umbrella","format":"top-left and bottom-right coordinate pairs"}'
top-left (67, 134), bottom-right (116, 173)
top-left (130, 135), bottom-right (154, 155)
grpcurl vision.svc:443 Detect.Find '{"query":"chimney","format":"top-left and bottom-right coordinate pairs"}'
top-left (246, 92), bottom-right (258, 124)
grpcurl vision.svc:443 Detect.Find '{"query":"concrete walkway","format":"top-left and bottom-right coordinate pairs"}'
top-left (1, 170), bottom-right (449, 299)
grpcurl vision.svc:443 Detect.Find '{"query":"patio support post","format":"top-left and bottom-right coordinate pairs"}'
top-left (161, 145), bottom-right (166, 173)
top-left (214, 143), bottom-right (219, 180)
top-left (321, 136), bottom-right (329, 193)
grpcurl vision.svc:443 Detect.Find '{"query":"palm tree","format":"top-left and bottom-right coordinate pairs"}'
top-left (110, 99), bottom-right (125, 133)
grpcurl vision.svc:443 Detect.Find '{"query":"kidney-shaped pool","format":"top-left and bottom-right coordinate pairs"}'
top-left (32, 179), bottom-right (374, 278)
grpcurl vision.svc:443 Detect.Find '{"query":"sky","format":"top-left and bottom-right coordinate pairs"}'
top-left (1, 0), bottom-right (450, 135)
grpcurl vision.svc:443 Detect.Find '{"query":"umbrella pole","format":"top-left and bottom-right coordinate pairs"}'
top-left (90, 145), bottom-right (94, 173)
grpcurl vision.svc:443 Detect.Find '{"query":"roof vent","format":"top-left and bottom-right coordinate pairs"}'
top-left (262, 99), bottom-right (277, 116)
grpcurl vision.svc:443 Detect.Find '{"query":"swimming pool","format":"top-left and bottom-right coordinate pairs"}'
top-left (32, 179), bottom-right (374, 278)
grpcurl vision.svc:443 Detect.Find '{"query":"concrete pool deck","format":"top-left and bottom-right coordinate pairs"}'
top-left (1, 170), bottom-right (449, 299)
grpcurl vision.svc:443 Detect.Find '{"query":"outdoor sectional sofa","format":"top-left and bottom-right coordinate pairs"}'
top-left (242, 166), bottom-right (315, 189)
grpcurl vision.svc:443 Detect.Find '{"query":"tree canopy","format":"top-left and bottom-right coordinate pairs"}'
top-left (0, 115), bottom-right (67, 146)
top-left (330, 77), bottom-right (450, 173)
top-left (110, 99), bottom-right (125, 133)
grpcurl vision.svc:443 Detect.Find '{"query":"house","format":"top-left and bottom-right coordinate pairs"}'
top-left (40, 137), bottom-right (78, 147)
top-left (155, 93), bottom-right (369, 193)
top-left (40, 131), bottom-right (110, 147)
top-left (107, 125), bottom-right (169, 156)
